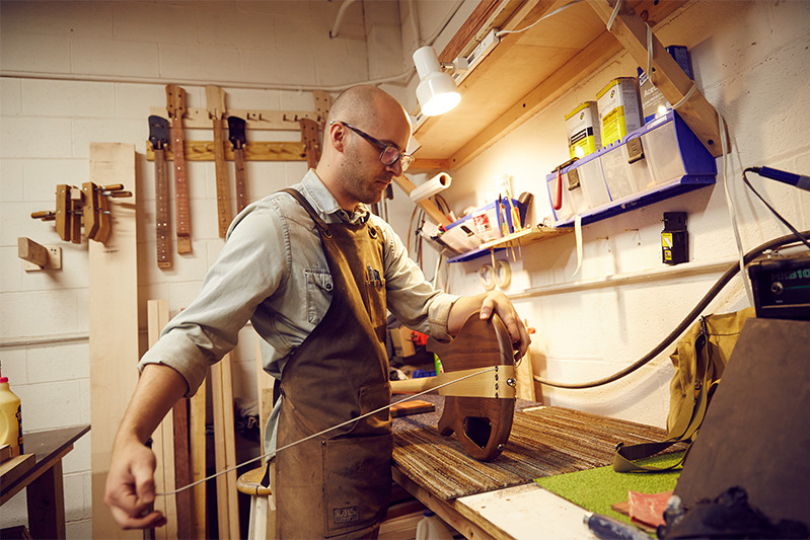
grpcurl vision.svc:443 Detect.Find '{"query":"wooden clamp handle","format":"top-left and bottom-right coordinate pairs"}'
top-left (31, 210), bottom-right (56, 221)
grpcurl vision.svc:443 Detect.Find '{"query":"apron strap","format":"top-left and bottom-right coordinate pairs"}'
top-left (279, 187), bottom-right (331, 237)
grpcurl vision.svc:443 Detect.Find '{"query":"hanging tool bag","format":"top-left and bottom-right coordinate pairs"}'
top-left (613, 307), bottom-right (756, 472)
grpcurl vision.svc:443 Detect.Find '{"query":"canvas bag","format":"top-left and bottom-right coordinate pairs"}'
top-left (613, 307), bottom-right (756, 472)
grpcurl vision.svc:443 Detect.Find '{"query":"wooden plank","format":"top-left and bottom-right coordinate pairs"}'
top-left (88, 142), bottom-right (141, 540)
top-left (146, 140), bottom-right (307, 162)
top-left (586, 0), bottom-right (723, 156)
top-left (211, 353), bottom-right (240, 540)
top-left (411, 158), bottom-right (451, 171)
top-left (147, 299), bottom-right (178, 540)
top-left (439, 0), bottom-right (504, 63)
top-left (450, 29), bottom-right (622, 168)
top-left (172, 398), bottom-right (194, 540)
top-left (189, 381), bottom-right (207, 539)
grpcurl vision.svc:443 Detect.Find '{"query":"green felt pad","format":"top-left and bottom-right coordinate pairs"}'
top-left (534, 452), bottom-right (684, 527)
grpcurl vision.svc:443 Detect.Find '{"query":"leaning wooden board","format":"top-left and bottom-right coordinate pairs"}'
top-left (147, 299), bottom-right (178, 540)
top-left (88, 143), bottom-right (141, 539)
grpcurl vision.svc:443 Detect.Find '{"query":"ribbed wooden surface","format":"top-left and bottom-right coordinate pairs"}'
top-left (392, 405), bottom-right (670, 501)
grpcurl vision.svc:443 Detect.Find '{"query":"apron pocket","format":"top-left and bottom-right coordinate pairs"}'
top-left (322, 433), bottom-right (393, 537)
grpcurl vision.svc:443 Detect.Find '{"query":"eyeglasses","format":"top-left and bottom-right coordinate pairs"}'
top-left (331, 121), bottom-right (415, 172)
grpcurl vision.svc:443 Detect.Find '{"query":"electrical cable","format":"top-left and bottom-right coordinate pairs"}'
top-left (715, 111), bottom-right (754, 304)
top-left (532, 230), bottom-right (810, 389)
top-left (496, 0), bottom-right (585, 37)
top-left (156, 366), bottom-right (498, 497)
top-left (742, 168), bottom-right (810, 250)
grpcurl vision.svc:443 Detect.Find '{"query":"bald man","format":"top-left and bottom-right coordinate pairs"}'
top-left (104, 85), bottom-right (529, 538)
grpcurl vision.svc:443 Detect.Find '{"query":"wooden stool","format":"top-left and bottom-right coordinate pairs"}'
top-left (236, 465), bottom-right (275, 540)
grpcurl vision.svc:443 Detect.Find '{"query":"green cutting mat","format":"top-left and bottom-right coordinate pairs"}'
top-left (534, 452), bottom-right (684, 526)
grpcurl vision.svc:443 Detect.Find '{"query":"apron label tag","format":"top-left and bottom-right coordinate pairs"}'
top-left (333, 506), bottom-right (360, 525)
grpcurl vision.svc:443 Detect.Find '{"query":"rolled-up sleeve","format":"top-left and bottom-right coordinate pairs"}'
top-left (139, 203), bottom-right (289, 396)
top-left (377, 218), bottom-right (459, 341)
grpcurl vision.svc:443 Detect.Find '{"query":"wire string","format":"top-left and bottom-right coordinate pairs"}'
top-left (155, 366), bottom-right (498, 497)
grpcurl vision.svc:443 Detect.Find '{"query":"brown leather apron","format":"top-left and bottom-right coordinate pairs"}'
top-left (275, 188), bottom-right (392, 539)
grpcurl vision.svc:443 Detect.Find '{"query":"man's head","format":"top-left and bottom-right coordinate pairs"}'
top-left (316, 85), bottom-right (413, 210)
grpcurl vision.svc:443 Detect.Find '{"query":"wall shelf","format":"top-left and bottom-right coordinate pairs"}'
top-left (447, 226), bottom-right (572, 263)
top-left (411, 0), bottom-right (723, 172)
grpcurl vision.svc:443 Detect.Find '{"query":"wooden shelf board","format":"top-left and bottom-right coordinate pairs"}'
top-left (414, 0), bottom-right (690, 167)
top-left (480, 225), bottom-right (572, 250)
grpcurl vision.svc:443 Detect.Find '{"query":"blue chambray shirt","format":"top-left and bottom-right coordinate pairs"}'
top-left (139, 170), bottom-right (458, 450)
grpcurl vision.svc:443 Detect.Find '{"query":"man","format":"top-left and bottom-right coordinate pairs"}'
top-left (105, 85), bottom-right (530, 538)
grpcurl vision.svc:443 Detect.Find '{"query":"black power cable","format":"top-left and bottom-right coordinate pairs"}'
top-left (533, 230), bottom-right (810, 389)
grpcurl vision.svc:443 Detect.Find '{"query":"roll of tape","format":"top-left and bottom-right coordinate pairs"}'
top-left (494, 259), bottom-right (512, 288)
top-left (479, 260), bottom-right (511, 290)
top-left (478, 264), bottom-right (496, 291)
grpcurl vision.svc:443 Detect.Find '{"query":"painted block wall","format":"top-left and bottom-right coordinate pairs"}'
top-left (2, 0), bottom-right (808, 535)
top-left (0, 0), bottom-right (407, 535)
top-left (404, 1), bottom-right (810, 426)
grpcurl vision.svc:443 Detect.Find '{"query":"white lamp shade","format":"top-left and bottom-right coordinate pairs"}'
top-left (413, 46), bottom-right (461, 116)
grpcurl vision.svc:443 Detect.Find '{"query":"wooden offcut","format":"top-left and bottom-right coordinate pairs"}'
top-left (88, 143), bottom-right (141, 540)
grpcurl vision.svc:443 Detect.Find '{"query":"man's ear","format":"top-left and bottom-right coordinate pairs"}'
top-left (328, 121), bottom-right (346, 152)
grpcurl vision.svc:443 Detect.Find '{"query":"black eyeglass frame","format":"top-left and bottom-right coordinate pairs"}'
top-left (330, 121), bottom-right (415, 172)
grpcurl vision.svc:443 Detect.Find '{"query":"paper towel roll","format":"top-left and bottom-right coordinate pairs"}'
top-left (409, 172), bottom-right (452, 203)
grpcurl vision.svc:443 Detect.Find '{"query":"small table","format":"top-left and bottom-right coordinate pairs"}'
top-left (0, 424), bottom-right (90, 539)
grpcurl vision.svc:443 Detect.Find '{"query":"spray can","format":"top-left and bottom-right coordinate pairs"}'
top-left (0, 363), bottom-right (23, 456)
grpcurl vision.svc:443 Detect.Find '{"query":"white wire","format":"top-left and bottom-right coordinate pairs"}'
top-left (496, 0), bottom-right (586, 37)
top-left (606, 0), bottom-right (624, 32)
top-left (155, 366), bottom-right (498, 497)
top-left (671, 83), bottom-right (697, 110)
top-left (718, 112), bottom-right (754, 305)
top-left (646, 22), bottom-right (653, 83)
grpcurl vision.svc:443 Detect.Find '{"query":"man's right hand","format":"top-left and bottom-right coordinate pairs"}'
top-left (104, 434), bottom-right (167, 530)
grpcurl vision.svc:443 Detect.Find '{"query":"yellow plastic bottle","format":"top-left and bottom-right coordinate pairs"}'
top-left (0, 364), bottom-right (23, 457)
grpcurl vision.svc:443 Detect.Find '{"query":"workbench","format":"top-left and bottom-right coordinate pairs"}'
top-left (392, 400), bottom-right (667, 539)
top-left (0, 425), bottom-right (90, 539)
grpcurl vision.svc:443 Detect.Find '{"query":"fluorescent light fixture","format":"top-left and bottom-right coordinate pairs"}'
top-left (413, 46), bottom-right (461, 117)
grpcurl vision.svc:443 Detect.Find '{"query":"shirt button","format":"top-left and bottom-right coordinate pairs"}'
top-left (326, 283), bottom-right (333, 291)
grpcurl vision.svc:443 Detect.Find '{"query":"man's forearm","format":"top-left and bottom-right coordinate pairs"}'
top-left (116, 363), bottom-right (190, 445)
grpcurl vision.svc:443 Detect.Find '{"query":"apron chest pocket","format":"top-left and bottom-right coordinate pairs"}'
top-left (306, 269), bottom-right (333, 325)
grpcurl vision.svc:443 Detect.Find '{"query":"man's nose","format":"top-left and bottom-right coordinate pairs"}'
top-left (385, 159), bottom-right (403, 176)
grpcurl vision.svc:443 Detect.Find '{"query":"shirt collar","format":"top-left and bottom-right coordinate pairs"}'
top-left (301, 169), bottom-right (371, 224)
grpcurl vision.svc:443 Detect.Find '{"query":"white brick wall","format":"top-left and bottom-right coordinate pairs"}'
top-left (434, 0), bottom-right (810, 427)
top-left (3, 0), bottom-right (807, 535)
top-left (0, 1), bottom-right (397, 535)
